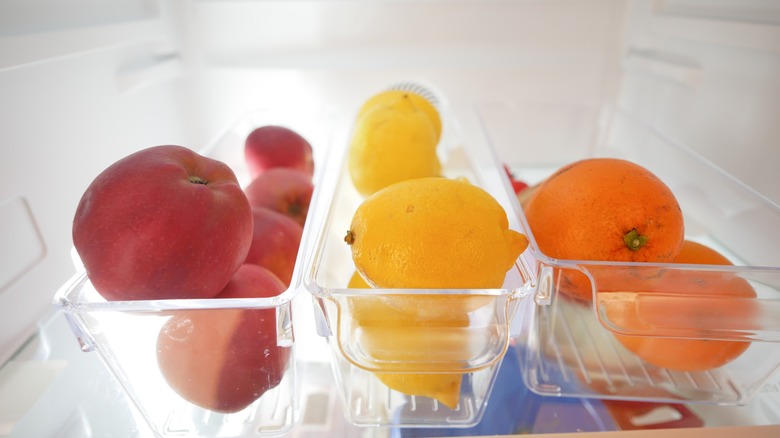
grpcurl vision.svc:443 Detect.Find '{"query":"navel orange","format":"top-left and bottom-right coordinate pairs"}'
top-left (523, 158), bottom-right (685, 301)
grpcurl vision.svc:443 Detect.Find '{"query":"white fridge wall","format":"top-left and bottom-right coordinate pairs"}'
top-left (0, 1), bottom-right (200, 363)
top-left (618, 0), bottom-right (780, 205)
top-left (186, 0), bottom-right (627, 150)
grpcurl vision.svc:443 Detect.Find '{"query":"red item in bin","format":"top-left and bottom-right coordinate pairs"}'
top-left (603, 400), bottom-right (703, 430)
top-left (503, 164), bottom-right (529, 194)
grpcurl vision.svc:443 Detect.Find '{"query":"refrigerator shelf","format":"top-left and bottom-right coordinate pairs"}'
top-left (50, 97), bottom-right (780, 434)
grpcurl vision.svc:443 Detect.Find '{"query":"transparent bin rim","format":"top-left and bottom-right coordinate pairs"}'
top-left (53, 269), bottom-right (300, 314)
top-left (516, 250), bottom-right (780, 342)
top-left (53, 269), bottom-right (301, 353)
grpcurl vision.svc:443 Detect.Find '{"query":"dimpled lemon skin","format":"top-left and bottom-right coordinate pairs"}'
top-left (347, 177), bottom-right (528, 290)
top-left (348, 94), bottom-right (441, 198)
top-left (356, 90), bottom-right (442, 143)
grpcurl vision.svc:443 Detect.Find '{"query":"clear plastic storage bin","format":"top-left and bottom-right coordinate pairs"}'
top-left (300, 87), bottom-right (536, 428)
top-left (54, 274), bottom-right (297, 438)
top-left (477, 103), bottom-right (780, 406)
top-left (53, 107), bottom-right (336, 438)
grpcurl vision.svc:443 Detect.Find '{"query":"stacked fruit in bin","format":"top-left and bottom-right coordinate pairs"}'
top-left (71, 125), bottom-right (315, 413)
top-left (516, 158), bottom-right (757, 372)
top-left (342, 88), bottom-right (529, 407)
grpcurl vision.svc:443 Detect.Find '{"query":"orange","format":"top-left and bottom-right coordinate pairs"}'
top-left (605, 240), bottom-right (757, 372)
top-left (523, 158), bottom-right (684, 301)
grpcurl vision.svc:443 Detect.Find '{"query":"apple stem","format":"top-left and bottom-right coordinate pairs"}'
top-left (623, 229), bottom-right (648, 251)
top-left (189, 176), bottom-right (208, 185)
top-left (344, 230), bottom-right (355, 245)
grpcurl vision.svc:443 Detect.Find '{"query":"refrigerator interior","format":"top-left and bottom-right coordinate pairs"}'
top-left (2, 0), bottom-right (779, 436)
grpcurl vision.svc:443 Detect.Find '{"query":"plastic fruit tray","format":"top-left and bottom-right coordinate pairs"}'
top-left (476, 102), bottom-right (780, 406)
top-left (53, 107), bottom-right (337, 438)
top-left (300, 87), bottom-right (537, 428)
top-left (54, 273), bottom-right (297, 438)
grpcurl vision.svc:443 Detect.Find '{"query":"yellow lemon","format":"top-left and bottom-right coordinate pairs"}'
top-left (376, 372), bottom-right (461, 410)
top-left (348, 270), bottom-right (371, 289)
top-left (346, 270), bottom-right (469, 408)
top-left (356, 89), bottom-right (442, 143)
top-left (348, 93), bottom-right (441, 197)
top-left (348, 271), bottom-right (472, 328)
top-left (345, 177), bottom-right (528, 291)
top-left (342, 178), bottom-right (527, 408)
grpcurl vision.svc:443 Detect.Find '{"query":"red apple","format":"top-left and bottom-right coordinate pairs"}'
top-left (72, 145), bottom-right (253, 301)
top-left (245, 207), bottom-right (302, 287)
top-left (156, 264), bottom-right (291, 413)
top-left (245, 168), bottom-right (314, 227)
top-left (244, 125), bottom-right (314, 179)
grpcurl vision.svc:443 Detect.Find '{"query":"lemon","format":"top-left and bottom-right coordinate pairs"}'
top-left (346, 177), bottom-right (528, 290)
top-left (348, 270), bottom-right (371, 289)
top-left (376, 372), bottom-right (461, 409)
top-left (348, 93), bottom-right (441, 197)
top-left (343, 178), bottom-right (528, 408)
top-left (356, 90), bottom-right (442, 143)
top-left (346, 270), bottom-right (468, 408)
